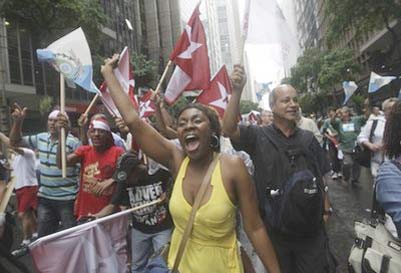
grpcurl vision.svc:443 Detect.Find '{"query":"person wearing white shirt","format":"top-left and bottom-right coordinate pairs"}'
top-left (11, 147), bottom-right (39, 256)
top-left (358, 98), bottom-right (398, 178)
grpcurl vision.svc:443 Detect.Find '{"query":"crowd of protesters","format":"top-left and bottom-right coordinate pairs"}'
top-left (0, 59), bottom-right (400, 273)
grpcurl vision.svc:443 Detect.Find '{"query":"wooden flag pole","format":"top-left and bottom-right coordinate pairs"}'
top-left (83, 93), bottom-right (100, 116)
top-left (60, 74), bottom-right (67, 178)
top-left (154, 60), bottom-right (173, 94)
top-left (0, 176), bottom-right (15, 213)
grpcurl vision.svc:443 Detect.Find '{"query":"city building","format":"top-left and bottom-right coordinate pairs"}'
top-left (0, 0), bottom-right (181, 134)
top-left (293, 0), bottom-right (401, 103)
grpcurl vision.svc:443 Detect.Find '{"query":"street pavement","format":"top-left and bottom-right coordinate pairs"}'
top-left (326, 166), bottom-right (373, 273)
top-left (3, 167), bottom-right (374, 273)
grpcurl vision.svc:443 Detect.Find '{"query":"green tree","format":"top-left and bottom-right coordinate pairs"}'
top-left (318, 48), bottom-right (360, 92)
top-left (288, 48), bottom-right (324, 93)
top-left (287, 47), bottom-right (360, 95)
top-left (325, 0), bottom-right (401, 68)
top-left (131, 52), bottom-right (159, 88)
top-left (239, 100), bottom-right (259, 114)
top-left (1, 0), bottom-right (107, 47)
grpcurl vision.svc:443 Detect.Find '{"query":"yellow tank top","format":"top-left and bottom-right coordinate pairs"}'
top-left (168, 157), bottom-right (243, 273)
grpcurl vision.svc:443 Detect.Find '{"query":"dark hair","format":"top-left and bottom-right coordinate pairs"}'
top-left (383, 101), bottom-right (401, 159)
top-left (327, 107), bottom-right (335, 113)
top-left (177, 103), bottom-right (221, 151)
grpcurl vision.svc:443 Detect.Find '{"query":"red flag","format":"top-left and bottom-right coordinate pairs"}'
top-left (30, 211), bottom-right (129, 273)
top-left (196, 66), bottom-right (232, 118)
top-left (139, 90), bottom-right (156, 118)
top-left (164, 5), bottom-right (210, 105)
top-left (100, 47), bottom-right (138, 116)
top-left (248, 111), bottom-right (260, 125)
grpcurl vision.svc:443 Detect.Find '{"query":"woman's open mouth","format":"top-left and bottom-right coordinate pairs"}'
top-left (184, 134), bottom-right (200, 153)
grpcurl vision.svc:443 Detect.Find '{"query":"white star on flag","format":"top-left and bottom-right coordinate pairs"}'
top-left (164, 4), bottom-right (210, 104)
top-left (178, 25), bottom-right (203, 59)
top-left (196, 65), bottom-right (232, 118)
top-left (139, 100), bottom-right (154, 118)
top-left (209, 82), bottom-right (229, 109)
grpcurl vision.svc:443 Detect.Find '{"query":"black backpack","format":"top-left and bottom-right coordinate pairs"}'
top-left (262, 129), bottom-right (325, 237)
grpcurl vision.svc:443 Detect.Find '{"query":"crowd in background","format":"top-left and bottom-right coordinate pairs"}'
top-left (0, 60), bottom-right (400, 273)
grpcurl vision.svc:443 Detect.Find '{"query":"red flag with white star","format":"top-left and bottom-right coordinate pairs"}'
top-left (139, 90), bottom-right (156, 118)
top-left (196, 65), bottom-right (232, 118)
top-left (164, 4), bottom-right (210, 105)
top-left (100, 47), bottom-right (138, 117)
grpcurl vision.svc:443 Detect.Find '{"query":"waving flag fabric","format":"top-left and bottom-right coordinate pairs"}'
top-left (36, 28), bottom-right (99, 93)
top-left (139, 90), bottom-right (156, 118)
top-left (255, 81), bottom-right (272, 101)
top-left (196, 66), bottom-right (232, 118)
top-left (342, 81), bottom-right (358, 105)
top-left (368, 72), bottom-right (396, 93)
top-left (164, 4), bottom-right (211, 105)
top-left (30, 211), bottom-right (129, 273)
top-left (248, 110), bottom-right (260, 125)
top-left (99, 47), bottom-right (138, 117)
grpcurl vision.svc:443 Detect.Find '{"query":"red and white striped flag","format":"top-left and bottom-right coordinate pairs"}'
top-left (196, 65), bottom-right (232, 118)
top-left (100, 47), bottom-right (138, 117)
top-left (30, 211), bottom-right (129, 273)
top-left (164, 4), bottom-right (210, 105)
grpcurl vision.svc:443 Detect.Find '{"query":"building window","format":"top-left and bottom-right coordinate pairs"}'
top-left (6, 23), bottom-right (34, 86)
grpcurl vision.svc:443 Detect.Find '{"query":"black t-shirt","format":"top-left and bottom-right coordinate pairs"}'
top-left (232, 124), bottom-right (330, 219)
top-left (111, 168), bottom-right (173, 234)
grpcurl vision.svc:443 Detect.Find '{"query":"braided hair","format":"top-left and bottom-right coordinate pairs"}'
top-left (383, 100), bottom-right (401, 159)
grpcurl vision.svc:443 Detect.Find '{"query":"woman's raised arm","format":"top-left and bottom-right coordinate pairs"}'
top-left (101, 55), bottom-right (181, 172)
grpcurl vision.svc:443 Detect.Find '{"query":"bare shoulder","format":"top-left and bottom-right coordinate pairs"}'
top-left (220, 153), bottom-right (245, 177)
top-left (170, 148), bottom-right (186, 178)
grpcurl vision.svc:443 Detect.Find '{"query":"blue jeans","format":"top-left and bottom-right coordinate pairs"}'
top-left (131, 228), bottom-right (171, 273)
top-left (37, 197), bottom-right (76, 237)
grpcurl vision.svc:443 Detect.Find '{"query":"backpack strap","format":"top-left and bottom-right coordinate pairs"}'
top-left (261, 126), bottom-right (318, 184)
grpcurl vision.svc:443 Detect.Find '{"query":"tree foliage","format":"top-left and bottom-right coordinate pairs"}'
top-left (39, 96), bottom-right (54, 116)
top-left (288, 48), bottom-right (323, 93)
top-left (131, 52), bottom-right (159, 88)
top-left (1, 0), bottom-right (107, 47)
top-left (288, 47), bottom-right (360, 94)
top-left (318, 48), bottom-right (360, 91)
top-left (239, 100), bottom-right (260, 114)
top-left (299, 92), bottom-right (330, 116)
top-left (325, 0), bottom-right (401, 53)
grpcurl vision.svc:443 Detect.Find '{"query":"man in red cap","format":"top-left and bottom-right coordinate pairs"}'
top-left (57, 115), bottom-right (124, 221)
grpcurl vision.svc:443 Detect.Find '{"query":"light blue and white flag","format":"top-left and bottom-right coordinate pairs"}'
top-left (36, 27), bottom-right (99, 93)
top-left (255, 81), bottom-right (271, 101)
top-left (342, 81), bottom-right (358, 105)
top-left (368, 72), bottom-right (396, 93)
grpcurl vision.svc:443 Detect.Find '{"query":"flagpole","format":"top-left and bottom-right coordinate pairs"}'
top-left (240, 0), bottom-right (251, 65)
top-left (0, 177), bottom-right (15, 213)
top-left (60, 74), bottom-right (67, 178)
top-left (154, 60), bottom-right (173, 94)
top-left (83, 93), bottom-right (100, 116)
top-left (29, 198), bottom-right (164, 244)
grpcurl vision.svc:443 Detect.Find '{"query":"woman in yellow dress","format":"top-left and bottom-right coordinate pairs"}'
top-left (101, 55), bottom-right (281, 273)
